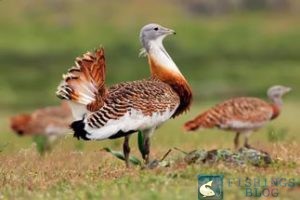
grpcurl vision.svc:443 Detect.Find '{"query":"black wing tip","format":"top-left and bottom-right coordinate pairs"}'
top-left (70, 120), bottom-right (90, 140)
top-left (108, 130), bottom-right (136, 139)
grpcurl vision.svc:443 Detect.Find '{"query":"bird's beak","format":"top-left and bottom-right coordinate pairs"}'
top-left (162, 27), bottom-right (176, 35)
top-left (168, 28), bottom-right (176, 35)
top-left (284, 87), bottom-right (292, 93)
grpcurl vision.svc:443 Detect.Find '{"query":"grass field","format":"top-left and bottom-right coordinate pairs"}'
top-left (0, 102), bottom-right (299, 199)
top-left (0, 1), bottom-right (299, 199)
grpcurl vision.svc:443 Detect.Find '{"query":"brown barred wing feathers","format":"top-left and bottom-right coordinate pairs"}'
top-left (83, 79), bottom-right (180, 140)
top-left (184, 97), bottom-right (274, 132)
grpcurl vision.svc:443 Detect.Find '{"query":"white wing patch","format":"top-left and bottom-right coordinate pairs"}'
top-left (221, 120), bottom-right (267, 132)
top-left (45, 125), bottom-right (71, 136)
top-left (84, 107), bottom-right (177, 140)
top-left (68, 101), bottom-right (88, 120)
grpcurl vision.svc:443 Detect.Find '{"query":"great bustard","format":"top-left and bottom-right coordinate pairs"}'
top-left (184, 85), bottom-right (290, 149)
top-left (10, 101), bottom-right (72, 139)
top-left (56, 23), bottom-right (192, 167)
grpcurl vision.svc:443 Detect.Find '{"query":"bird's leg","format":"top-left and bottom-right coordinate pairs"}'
top-left (244, 132), bottom-right (253, 149)
top-left (234, 132), bottom-right (240, 150)
top-left (143, 136), bottom-right (150, 164)
top-left (123, 135), bottom-right (131, 168)
top-left (243, 132), bottom-right (269, 154)
top-left (141, 128), bottom-right (155, 165)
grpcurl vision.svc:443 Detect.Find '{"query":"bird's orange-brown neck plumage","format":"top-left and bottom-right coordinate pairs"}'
top-left (148, 54), bottom-right (192, 117)
top-left (270, 103), bottom-right (281, 120)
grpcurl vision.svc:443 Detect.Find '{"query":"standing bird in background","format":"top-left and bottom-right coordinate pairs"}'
top-left (56, 23), bottom-right (192, 167)
top-left (10, 101), bottom-right (72, 140)
top-left (10, 101), bottom-right (72, 154)
top-left (184, 85), bottom-right (291, 149)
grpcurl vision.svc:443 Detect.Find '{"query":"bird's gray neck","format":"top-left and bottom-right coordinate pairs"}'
top-left (270, 96), bottom-right (283, 107)
top-left (141, 37), bottom-right (151, 52)
top-left (142, 37), bottom-right (166, 54)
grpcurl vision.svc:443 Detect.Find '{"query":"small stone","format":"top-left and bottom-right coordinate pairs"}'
top-left (184, 150), bottom-right (208, 164)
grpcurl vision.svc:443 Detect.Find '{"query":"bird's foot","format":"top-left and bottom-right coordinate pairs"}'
top-left (244, 143), bottom-right (253, 149)
top-left (125, 161), bottom-right (130, 168)
top-left (243, 144), bottom-right (270, 156)
top-left (144, 154), bottom-right (150, 164)
top-left (141, 159), bottom-right (159, 170)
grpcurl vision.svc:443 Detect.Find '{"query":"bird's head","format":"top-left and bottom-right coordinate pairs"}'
top-left (140, 23), bottom-right (175, 52)
top-left (267, 85), bottom-right (291, 100)
top-left (10, 114), bottom-right (31, 135)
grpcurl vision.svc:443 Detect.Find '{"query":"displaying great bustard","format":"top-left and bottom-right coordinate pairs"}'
top-left (184, 85), bottom-right (290, 149)
top-left (56, 23), bottom-right (192, 167)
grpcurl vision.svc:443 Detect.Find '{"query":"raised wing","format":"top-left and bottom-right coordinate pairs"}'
top-left (56, 47), bottom-right (107, 112)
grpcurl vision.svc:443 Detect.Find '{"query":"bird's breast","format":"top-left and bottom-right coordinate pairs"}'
top-left (148, 55), bottom-right (192, 117)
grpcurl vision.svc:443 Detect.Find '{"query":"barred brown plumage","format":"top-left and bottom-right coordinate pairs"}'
top-left (184, 86), bottom-right (291, 149)
top-left (86, 78), bottom-right (180, 129)
top-left (56, 23), bottom-right (192, 167)
top-left (10, 101), bottom-right (72, 139)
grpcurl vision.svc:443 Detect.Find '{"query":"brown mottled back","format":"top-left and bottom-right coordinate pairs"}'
top-left (10, 102), bottom-right (72, 136)
top-left (184, 97), bottom-right (277, 132)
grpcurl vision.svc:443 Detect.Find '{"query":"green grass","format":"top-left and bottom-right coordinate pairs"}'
top-left (0, 1), bottom-right (299, 199)
top-left (0, 102), bottom-right (299, 199)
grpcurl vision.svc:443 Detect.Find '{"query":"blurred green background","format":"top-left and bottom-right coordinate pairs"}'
top-left (0, 0), bottom-right (299, 112)
top-left (0, 1), bottom-right (299, 199)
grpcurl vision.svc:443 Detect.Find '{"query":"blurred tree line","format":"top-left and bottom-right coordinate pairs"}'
top-left (178, 0), bottom-right (296, 16)
top-left (0, 0), bottom-right (299, 110)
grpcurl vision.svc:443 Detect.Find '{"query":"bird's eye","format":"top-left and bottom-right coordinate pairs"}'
top-left (154, 27), bottom-right (159, 31)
